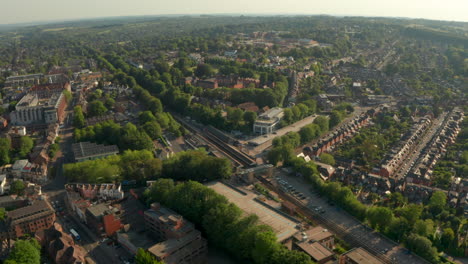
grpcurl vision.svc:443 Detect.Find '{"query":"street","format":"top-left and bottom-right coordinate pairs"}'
top-left (273, 171), bottom-right (429, 264)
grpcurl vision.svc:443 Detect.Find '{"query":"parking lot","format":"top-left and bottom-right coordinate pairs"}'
top-left (274, 171), bottom-right (428, 264)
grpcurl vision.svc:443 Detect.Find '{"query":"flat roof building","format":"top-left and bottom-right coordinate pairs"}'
top-left (10, 92), bottom-right (67, 126)
top-left (72, 142), bottom-right (119, 162)
top-left (144, 203), bottom-right (207, 264)
top-left (253, 107), bottom-right (284, 135)
top-left (339, 247), bottom-right (384, 264)
top-left (2, 200), bottom-right (56, 239)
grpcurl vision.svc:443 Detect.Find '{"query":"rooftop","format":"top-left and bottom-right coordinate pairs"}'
top-left (72, 142), bottom-right (119, 160)
top-left (206, 181), bottom-right (297, 242)
top-left (294, 226), bottom-right (333, 242)
top-left (342, 247), bottom-right (384, 264)
top-left (8, 200), bottom-right (54, 223)
top-left (296, 241), bottom-right (334, 262)
top-left (86, 203), bottom-right (112, 218)
top-left (147, 230), bottom-right (200, 257)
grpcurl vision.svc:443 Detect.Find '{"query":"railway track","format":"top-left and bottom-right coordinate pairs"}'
top-left (174, 115), bottom-right (256, 168)
top-left (257, 176), bottom-right (396, 264)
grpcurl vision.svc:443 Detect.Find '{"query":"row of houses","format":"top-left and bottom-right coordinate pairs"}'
top-left (379, 116), bottom-right (432, 178)
top-left (406, 110), bottom-right (464, 185)
top-left (303, 110), bottom-right (375, 158)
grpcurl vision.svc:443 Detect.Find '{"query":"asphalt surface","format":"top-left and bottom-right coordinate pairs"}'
top-left (42, 110), bottom-right (131, 264)
top-left (275, 171), bottom-right (429, 264)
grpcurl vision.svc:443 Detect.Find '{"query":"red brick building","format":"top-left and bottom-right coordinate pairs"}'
top-left (1, 200), bottom-right (56, 239)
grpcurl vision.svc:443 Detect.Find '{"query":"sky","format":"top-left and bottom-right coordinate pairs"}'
top-left (0, 0), bottom-right (467, 25)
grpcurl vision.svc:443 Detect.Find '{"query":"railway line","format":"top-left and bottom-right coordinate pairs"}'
top-left (174, 115), bottom-right (256, 168)
top-left (257, 176), bottom-right (402, 264)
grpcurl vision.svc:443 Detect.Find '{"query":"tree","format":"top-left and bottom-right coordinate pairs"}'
top-left (17, 136), bottom-right (33, 157)
top-left (441, 228), bottom-right (455, 249)
top-left (0, 138), bottom-right (11, 165)
top-left (428, 191), bottom-right (446, 216)
top-left (142, 121), bottom-right (162, 140)
top-left (194, 64), bottom-right (214, 79)
top-left (139, 111), bottom-right (157, 124)
top-left (367, 206), bottom-right (393, 230)
top-left (313, 116), bottom-right (329, 133)
top-left (0, 207), bottom-right (5, 221)
top-left (10, 180), bottom-right (25, 195)
top-left (63, 90), bottom-right (72, 103)
top-left (329, 110), bottom-right (343, 128)
top-left (73, 106), bottom-right (85, 128)
top-left (405, 234), bottom-right (439, 263)
top-left (5, 239), bottom-right (41, 264)
top-left (88, 100), bottom-right (108, 117)
top-left (413, 219), bottom-right (434, 237)
top-left (104, 97), bottom-right (116, 109)
top-left (319, 153), bottom-right (336, 166)
top-left (244, 111), bottom-right (257, 127)
top-left (135, 248), bottom-right (163, 264)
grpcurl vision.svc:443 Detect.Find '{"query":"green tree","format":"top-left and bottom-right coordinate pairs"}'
top-left (10, 180), bottom-right (25, 195)
top-left (413, 219), bottom-right (434, 237)
top-left (5, 239), bottom-right (41, 264)
top-left (329, 110), bottom-right (343, 128)
top-left (367, 206), bottom-right (394, 230)
top-left (135, 248), bottom-right (163, 264)
top-left (428, 191), bottom-right (446, 216)
top-left (63, 90), bottom-right (72, 103)
top-left (88, 100), bottom-right (108, 117)
top-left (313, 116), bottom-right (329, 133)
top-left (244, 111), bottom-right (257, 127)
top-left (0, 207), bottom-right (5, 221)
top-left (17, 136), bottom-right (34, 158)
top-left (319, 153), bottom-right (336, 166)
top-left (73, 106), bottom-right (85, 128)
top-left (142, 121), bottom-right (162, 140)
top-left (104, 97), bottom-right (116, 109)
top-left (194, 64), bottom-right (214, 79)
top-left (405, 234), bottom-right (439, 263)
top-left (441, 228), bottom-right (455, 249)
top-left (0, 138), bottom-right (11, 165)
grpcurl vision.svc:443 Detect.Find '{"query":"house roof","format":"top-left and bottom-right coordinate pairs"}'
top-left (297, 241), bottom-right (334, 261)
top-left (343, 247), bottom-right (384, 264)
top-left (72, 142), bottom-right (119, 160)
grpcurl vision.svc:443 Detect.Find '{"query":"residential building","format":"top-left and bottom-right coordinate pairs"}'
top-left (253, 107), bottom-right (284, 134)
top-left (144, 203), bottom-right (207, 264)
top-left (0, 174), bottom-right (6, 195)
top-left (1, 200), bottom-right (56, 239)
top-left (10, 92), bottom-right (68, 126)
top-left (295, 241), bottom-right (334, 264)
top-left (72, 142), bottom-right (119, 162)
top-left (85, 203), bottom-right (122, 236)
top-left (35, 223), bottom-right (87, 264)
top-left (339, 247), bottom-right (384, 264)
top-left (66, 183), bottom-right (124, 200)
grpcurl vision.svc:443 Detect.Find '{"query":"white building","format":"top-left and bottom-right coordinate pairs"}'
top-left (253, 107), bottom-right (284, 135)
top-left (0, 175), bottom-right (7, 195)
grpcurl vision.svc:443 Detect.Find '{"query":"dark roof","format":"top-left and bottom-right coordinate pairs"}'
top-left (8, 200), bottom-right (54, 223)
top-left (72, 142), bottom-right (119, 160)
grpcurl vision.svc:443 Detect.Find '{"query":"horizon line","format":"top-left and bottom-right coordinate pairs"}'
top-left (1, 13), bottom-right (467, 28)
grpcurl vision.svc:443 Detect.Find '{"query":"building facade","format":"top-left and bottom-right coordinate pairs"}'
top-left (10, 92), bottom-right (67, 126)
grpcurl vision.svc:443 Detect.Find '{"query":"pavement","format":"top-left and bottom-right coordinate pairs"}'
top-left (274, 171), bottom-right (429, 264)
top-left (393, 112), bottom-right (449, 179)
top-left (42, 109), bottom-right (131, 264)
top-left (246, 114), bottom-right (319, 156)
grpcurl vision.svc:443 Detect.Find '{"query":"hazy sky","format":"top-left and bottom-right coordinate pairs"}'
top-left (1, 0), bottom-right (467, 24)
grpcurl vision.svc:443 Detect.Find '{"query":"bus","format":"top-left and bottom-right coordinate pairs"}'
top-left (70, 229), bottom-right (80, 241)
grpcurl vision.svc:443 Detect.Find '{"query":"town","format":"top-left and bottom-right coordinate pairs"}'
top-left (0, 14), bottom-right (466, 264)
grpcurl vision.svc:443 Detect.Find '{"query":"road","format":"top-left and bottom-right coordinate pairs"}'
top-left (393, 112), bottom-right (449, 179)
top-left (270, 171), bottom-right (428, 264)
top-left (41, 109), bottom-right (129, 264)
